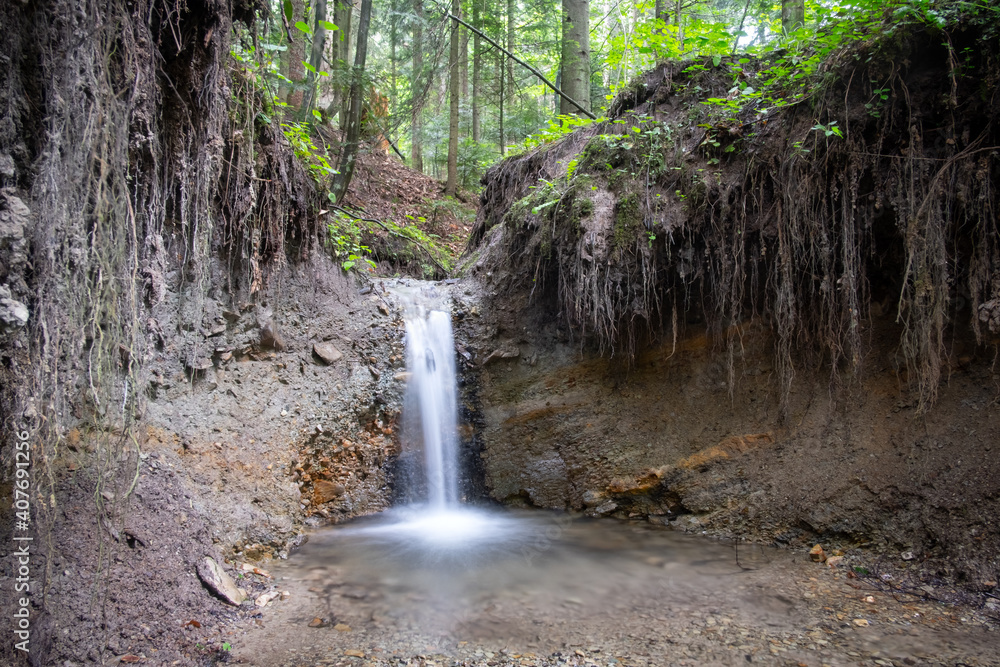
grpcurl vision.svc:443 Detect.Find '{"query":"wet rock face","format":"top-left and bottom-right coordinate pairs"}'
top-left (457, 280), bottom-right (1000, 577)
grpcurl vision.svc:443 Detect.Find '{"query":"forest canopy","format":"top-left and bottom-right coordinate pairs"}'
top-left (231, 0), bottom-right (998, 196)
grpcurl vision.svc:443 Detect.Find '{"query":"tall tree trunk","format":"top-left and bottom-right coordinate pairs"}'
top-left (506, 0), bottom-right (515, 103)
top-left (559, 0), bottom-right (590, 116)
top-left (287, 0), bottom-right (306, 110)
top-left (302, 0), bottom-right (328, 120)
top-left (446, 0), bottom-right (460, 195)
top-left (390, 0), bottom-right (398, 112)
top-left (325, 0), bottom-right (353, 127)
top-left (655, 0), bottom-right (668, 22)
top-left (411, 0), bottom-right (424, 172)
top-left (331, 0), bottom-right (373, 203)
top-left (781, 0), bottom-right (805, 34)
top-left (498, 48), bottom-right (505, 156)
top-left (460, 25), bottom-right (469, 102)
top-left (471, 0), bottom-right (481, 142)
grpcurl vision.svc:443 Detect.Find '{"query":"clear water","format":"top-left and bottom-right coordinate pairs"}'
top-left (403, 308), bottom-right (460, 510)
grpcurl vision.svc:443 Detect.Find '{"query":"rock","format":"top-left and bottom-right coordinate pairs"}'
top-left (196, 557), bottom-right (246, 606)
top-left (0, 193), bottom-right (29, 241)
top-left (0, 286), bottom-right (28, 329)
top-left (852, 618), bottom-right (870, 627)
top-left (483, 341), bottom-right (520, 365)
top-left (582, 490), bottom-right (606, 508)
top-left (334, 623), bottom-right (352, 632)
top-left (901, 551), bottom-right (915, 561)
top-left (260, 321), bottom-right (286, 351)
top-left (0, 154), bottom-right (15, 179)
top-left (313, 342), bottom-right (343, 365)
top-left (809, 544), bottom-right (826, 562)
top-left (377, 303), bottom-right (390, 315)
top-left (187, 357), bottom-right (213, 372)
top-left (207, 321), bottom-right (227, 336)
top-left (314, 480), bottom-right (346, 503)
top-left (344, 649), bottom-right (365, 658)
top-left (825, 555), bottom-right (845, 568)
top-left (255, 590), bottom-right (280, 607)
top-left (593, 500), bottom-right (618, 515)
top-left (307, 617), bottom-right (327, 628)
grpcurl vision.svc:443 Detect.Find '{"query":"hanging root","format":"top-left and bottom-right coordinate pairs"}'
top-left (468, 21), bottom-right (999, 412)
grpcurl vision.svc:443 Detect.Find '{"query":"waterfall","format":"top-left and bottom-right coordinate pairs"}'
top-left (403, 309), bottom-right (460, 510)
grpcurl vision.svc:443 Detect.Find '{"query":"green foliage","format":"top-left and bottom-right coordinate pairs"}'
top-left (281, 121), bottom-right (338, 182)
top-left (515, 114), bottom-right (605, 153)
top-left (325, 207), bottom-right (377, 273)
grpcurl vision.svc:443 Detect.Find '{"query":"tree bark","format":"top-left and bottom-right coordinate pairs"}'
top-left (460, 24), bottom-right (469, 101)
top-left (331, 0), bottom-right (372, 203)
top-left (506, 0), bottom-right (515, 100)
top-left (390, 0), bottom-right (398, 112)
top-left (324, 0), bottom-right (353, 128)
top-left (446, 0), bottom-right (460, 195)
top-left (286, 0), bottom-right (306, 110)
top-left (411, 0), bottom-right (424, 173)
top-left (301, 0), bottom-right (328, 120)
top-left (781, 0), bottom-right (804, 34)
top-left (559, 0), bottom-right (590, 116)
top-left (471, 0), bottom-right (481, 142)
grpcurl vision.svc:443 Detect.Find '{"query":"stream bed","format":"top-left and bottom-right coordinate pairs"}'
top-left (233, 509), bottom-right (999, 667)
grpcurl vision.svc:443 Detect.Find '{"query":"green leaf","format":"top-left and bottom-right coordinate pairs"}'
top-left (295, 20), bottom-right (312, 34)
top-left (318, 20), bottom-right (339, 31)
top-left (282, 0), bottom-right (293, 22)
top-left (303, 61), bottom-right (317, 74)
top-left (712, 55), bottom-right (722, 68)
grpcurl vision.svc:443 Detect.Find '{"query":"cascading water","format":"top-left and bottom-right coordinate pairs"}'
top-left (403, 308), bottom-right (460, 510)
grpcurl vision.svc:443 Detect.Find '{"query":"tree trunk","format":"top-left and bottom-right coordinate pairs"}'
top-left (559, 0), bottom-right (590, 116)
top-left (331, 0), bottom-right (372, 203)
top-left (390, 0), bottom-right (398, 112)
top-left (301, 0), bottom-right (328, 120)
top-left (446, 0), bottom-right (460, 195)
top-left (506, 0), bottom-right (515, 103)
top-left (655, 0), bottom-right (669, 22)
top-left (781, 0), bottom-right (804, 34)
top-left (324, 0), bottom-right (353, 127)
top-left (471, 0), bottom-right (481, 142)
top-left (411, 0), bottom-right (424, 173)
top-left (460, 25), bottom-right (469, 102)
top-left (286, 0), bottom-right (306, 110)
top-left (498, 48), bottom-right (505, 156)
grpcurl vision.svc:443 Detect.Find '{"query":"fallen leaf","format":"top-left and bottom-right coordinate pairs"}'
top-left (183, 620), bottom-right (201, 628)
top-left (119, 656), bottom-right (143, 664)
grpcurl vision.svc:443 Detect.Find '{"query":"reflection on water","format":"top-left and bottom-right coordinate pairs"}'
top-left (285, 508), bottom-right (768, 639)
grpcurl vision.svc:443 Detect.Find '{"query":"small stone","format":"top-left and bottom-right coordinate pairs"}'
top-left (334, 623), bottom-right (352, 632)
top-left (307, 617), bottom-right (326, 628)
top-left (864, 595), bottom-right (875, 603)
top-left (255, 590), bottom-right (280, 607)
top-left (852, 618), bottom-right (870, 627)
top-left (825, 555), bottom-right (845, 568)
top-left (313, 342), bottom-right (343, 365)
top-left (196, 557), bottom-right (246, 606)
top-left (313, 480), bottom-right (346, 503)
top-left (377, 303), bottom-right (390, 315)
top-left (344, 649), bottom-right (365, 658)
top-left (809, 544), bottom-right (826, 562)
top-left (901, 551), bottom-right (914, 561)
